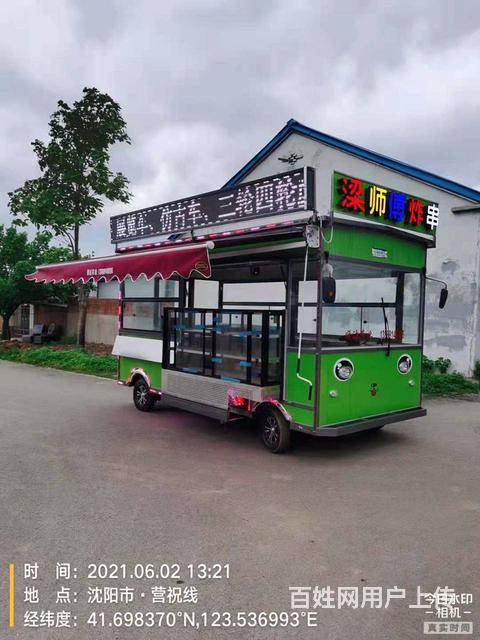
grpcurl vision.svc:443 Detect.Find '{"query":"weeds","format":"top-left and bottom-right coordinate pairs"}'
top-left (422, 355), bottom-right (479, 396)
top-left (0, 346), bottom-right (116, 378)
top-left (423, 372), bottom-right (479, 396)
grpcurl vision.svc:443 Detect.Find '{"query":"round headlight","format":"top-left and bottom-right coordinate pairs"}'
top-left (334, 358), bottom-right (354, 381)
top-left (397, 354), bottom-right (412, 374)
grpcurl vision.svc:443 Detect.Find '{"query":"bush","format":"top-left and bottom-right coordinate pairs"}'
top-left (434, 357), bottom-right (451, 374)
top-left (0, 346), bottom-right (116, 378)
top-left (422, 355), bottom-right (435, 373)
top-left (423, 372), bottom-right (479, 396)
top-left (474, 360), bottom-right (480, 382)
top-left (421, 353), bottom-right (479, 396)
top-left (423, 355), bottom-right (452, 374)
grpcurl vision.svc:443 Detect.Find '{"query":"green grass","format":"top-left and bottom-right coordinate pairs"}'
top-left (422, 372), bottom-right (479, 396)
top-left (0, 346), bottom-right (117, 379)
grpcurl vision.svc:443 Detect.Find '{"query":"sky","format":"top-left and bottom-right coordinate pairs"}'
top-left (1, 0), bottom-right (480, 255)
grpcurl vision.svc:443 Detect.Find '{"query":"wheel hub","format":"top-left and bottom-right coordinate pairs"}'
top-left (136, 386), bottom-right (148, 406)
top-left (264, 416), bottom-right (279, 446)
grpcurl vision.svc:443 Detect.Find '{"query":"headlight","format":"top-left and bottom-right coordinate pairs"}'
top-left (334, 358), bottom-right (354, 381)
top-left (397, 354), bottom-right (412, 374)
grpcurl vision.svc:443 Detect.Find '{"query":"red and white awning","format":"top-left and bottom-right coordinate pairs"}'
top-left (26, 242), bottom-right (213, 284)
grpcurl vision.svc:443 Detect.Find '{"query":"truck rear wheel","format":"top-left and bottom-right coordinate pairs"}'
top-left (257, 406), bottom-right (291, 453)
top-left (133, 378), bottom-right (156, 412)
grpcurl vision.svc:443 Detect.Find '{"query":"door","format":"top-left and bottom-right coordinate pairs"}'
top-left (283, 255), bottom-right (320, 429)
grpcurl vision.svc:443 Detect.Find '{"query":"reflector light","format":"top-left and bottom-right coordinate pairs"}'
top-left (227, 389), bottom-right (248, 408)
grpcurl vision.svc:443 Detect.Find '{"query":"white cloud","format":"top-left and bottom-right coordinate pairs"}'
top-left (317, 30), bottom-right (480, 150)
top-left (0, 0), bottom-right (81, 91)
top-left (2, 0), bottom-right (480, 254)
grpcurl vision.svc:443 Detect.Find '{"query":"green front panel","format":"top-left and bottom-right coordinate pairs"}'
top-left (213, 223), bottom-right (426, 270)
top-left (286, 405), bottom-right (315, 428)
top-left (284, 351), bottom-right (315, 428)
top-left (319, 348), bottom-right (422, 426)
top-left (119, 357), bottom-right (162, 389)
top-left (325, 226), bottom-right (426, 269)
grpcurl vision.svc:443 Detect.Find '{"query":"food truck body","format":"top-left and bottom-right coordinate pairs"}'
top-left (28, 167), bottom-right (441, 452)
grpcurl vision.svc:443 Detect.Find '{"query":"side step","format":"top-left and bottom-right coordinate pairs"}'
top-left (161, 393), bottom-right (229, 423)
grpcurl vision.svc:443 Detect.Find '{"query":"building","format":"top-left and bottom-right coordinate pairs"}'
top-left (4, 297), bottom-right (117, 346)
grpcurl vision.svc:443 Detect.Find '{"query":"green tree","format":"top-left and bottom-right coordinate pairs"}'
top-left (0, 226), bottom-right (71, 340)
top-left (9, 87), bottom-right (131, 345)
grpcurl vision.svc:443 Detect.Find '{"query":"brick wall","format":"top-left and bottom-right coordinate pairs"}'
top-left (1, 299), bottom-right (119, 346)
top-left (87, 298), bottom-right (118, 315)
top-left (34, 304), bottom-right (68, 329)
top-left (67, 298), bottom-right (119, 346)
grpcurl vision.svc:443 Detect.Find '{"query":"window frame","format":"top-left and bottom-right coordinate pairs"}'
top-left (287, 255), bottom-right (425, 352)
top-left (119, 277), bottom-right (186, 338)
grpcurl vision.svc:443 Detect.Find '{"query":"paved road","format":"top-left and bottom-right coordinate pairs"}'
top-left (0, 360), bottom-right (479, 639)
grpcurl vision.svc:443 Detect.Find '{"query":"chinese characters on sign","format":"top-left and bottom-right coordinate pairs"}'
top-left (334, 173), bottom-right (440, 234)
top-left (110, 168), bottom-right (314, 243)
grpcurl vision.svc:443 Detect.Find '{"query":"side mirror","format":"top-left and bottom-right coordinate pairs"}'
top-left (439, 287), bottom-right (448, 309)
top-left (322, 277), bottom-right (336, 303)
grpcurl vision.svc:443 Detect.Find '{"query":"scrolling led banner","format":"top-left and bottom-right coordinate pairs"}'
top-left (332, 172), bottom-right (439, 237)
top-left (111, 168), bottom-right (315, 244)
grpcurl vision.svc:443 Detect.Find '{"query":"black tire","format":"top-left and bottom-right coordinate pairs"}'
top-left (133, 378), bottom-right (156, 412)
top-left (257, 406), bottom-right (291, 453)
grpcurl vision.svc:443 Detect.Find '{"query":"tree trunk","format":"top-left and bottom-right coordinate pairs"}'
top-left (73, 221), bottom-right (89, 348)
top-left (76, 284), bottom-right (89, 347)
top-left (1, 314), bottom-right (12, 341)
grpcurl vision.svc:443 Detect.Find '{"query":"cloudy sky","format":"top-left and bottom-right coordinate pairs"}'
top-left (1, 0), bottom-right (480, 255)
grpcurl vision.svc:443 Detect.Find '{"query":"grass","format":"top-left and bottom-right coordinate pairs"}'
top-left (421, 354), bottom-right (479, 396)
top-left (422, 372), bottom-right (479, 396)
top-left (0, 346), bottom-right (117, 379)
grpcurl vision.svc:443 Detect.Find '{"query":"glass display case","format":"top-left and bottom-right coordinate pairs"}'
top-left (163, 308), bottom-right (284, 386)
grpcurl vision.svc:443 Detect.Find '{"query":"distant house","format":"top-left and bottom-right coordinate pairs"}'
top-left (5, 293), bottom-right (118, 346)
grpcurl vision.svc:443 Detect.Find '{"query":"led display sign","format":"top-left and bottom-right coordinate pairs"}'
top-left (332, 172), bottom-right (439, 236)
top-left (111, 168), bottom-right (315, 243)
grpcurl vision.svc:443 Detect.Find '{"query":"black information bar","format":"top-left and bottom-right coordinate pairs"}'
top-left (110, 167), bottom-right (315, 243)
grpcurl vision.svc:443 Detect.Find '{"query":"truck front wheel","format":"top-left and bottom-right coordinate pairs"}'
top-left (133, 378), bottom-right (156, 412)
top-left (257, 406), bottom-right (291, 453)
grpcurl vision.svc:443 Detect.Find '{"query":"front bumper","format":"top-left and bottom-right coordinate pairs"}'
top-left (293, 407), bottom-right (427, 437)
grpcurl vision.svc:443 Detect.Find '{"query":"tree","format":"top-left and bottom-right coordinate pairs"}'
top-left (0, 226), bottom-right (71, 340)
top-left (9, 87), bottom-right (131, 345)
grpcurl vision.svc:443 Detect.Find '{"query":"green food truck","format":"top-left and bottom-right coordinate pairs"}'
top-left (27, 167), bottom-right (447, 452)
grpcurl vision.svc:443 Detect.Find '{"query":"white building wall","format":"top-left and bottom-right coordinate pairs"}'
top-left (236, 133), bottom-right (480, 375)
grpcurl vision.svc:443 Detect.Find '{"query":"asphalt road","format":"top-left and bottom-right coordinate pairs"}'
top-left (0, 360), bottom-right (479, 639)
